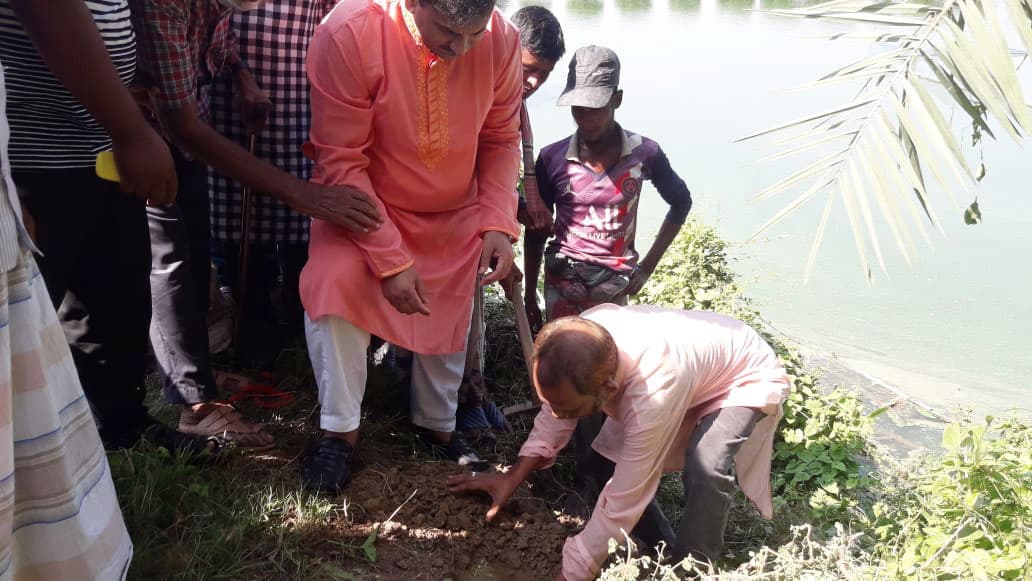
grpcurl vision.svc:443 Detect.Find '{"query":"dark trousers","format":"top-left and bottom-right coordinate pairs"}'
top-left (148, 149), bottom-right (217, 405)
top-left (15, 169), bottom-right (152, 429)
top-left (579, 406), bottom-right (766, 563)
top-left (217, 240), bottom-right (307, 364)
top-left (218, 240), bottom-right (306, 329)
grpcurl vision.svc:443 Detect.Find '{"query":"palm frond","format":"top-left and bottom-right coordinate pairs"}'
top-left (742, 0), bottom-right (1032, 281)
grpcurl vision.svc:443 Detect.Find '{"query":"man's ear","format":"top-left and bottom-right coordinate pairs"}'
top-left (612, 89), bottom-right (623, 109)
top-left (405, 0), bottom-right (418, 13)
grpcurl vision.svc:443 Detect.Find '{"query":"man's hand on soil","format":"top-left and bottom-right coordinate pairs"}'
top-left (382, 266), bottom-right (431, 316)
top-left (479, 231), bottom-right (515, 286)
top-left (446, 472), bottom-right (518, 522)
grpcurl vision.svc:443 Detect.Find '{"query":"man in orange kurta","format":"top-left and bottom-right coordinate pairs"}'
top-left (299, 0), bottom-right (522, 493)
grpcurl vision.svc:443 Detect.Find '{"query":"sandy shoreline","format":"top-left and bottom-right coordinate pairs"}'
top-left (769, 327), bottom-right (1031, 457)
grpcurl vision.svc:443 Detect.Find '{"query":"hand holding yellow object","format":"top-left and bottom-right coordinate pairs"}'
top-left (95, 150), bottom-right (120, 182)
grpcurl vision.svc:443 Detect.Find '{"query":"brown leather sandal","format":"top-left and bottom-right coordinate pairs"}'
top-left (179, 403), bottom-right (275, 451)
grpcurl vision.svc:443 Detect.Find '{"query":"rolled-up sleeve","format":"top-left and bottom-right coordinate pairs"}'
top-left (305, 18), bottom-right (413, 279)
top-left (517, 404), bottom-right (577, 468)
top-left (560, 414), bottom-right (678, 580)
top-left (474, 21), bottom-right (522, 242)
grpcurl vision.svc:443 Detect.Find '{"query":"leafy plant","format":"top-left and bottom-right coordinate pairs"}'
top-left (632, 220), bottom-right (755, 322)
top-left (742, 0), bottom-right (1032, 281)
top-left (872, 415), bottom-right (1032, 579)
top-left (770, 358), bottom-right (875, 521)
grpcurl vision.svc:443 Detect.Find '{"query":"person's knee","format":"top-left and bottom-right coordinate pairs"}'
top-left (683, 446), bottom-right (735, 493)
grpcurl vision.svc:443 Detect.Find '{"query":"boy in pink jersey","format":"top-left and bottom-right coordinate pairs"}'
top-left (524, 45), bottom-right (692, 330)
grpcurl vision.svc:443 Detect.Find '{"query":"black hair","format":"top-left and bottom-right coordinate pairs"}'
top-left (421, 0), bottom-right (498, 27)
top-left (511, 5), bottom-right (565, 63)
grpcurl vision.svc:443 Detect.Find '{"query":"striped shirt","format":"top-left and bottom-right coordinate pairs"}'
top-left (0, 60), bottom-right (31, 272)
top-left (0, 0), bottom-right (136, 171)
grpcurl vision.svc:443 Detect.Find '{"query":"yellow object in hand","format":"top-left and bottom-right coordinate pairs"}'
top-left (95, 151), bottom-right (120, 182)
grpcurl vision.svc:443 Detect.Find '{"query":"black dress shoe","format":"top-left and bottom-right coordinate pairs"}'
top-left (302, 437), bottom-right (354, 494)
top-left (415, 429), bottom-right (489, 472)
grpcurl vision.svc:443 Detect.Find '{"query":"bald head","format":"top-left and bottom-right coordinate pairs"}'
top-left (533, 317), bottom-right (617, 397)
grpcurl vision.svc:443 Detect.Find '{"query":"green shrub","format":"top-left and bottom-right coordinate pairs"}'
top-left (632, 220), bottom-right (755, 323)
top-left (872, 416), bottom-right (1032, 580)
top-left (770, 344), bottom-right (874, 521)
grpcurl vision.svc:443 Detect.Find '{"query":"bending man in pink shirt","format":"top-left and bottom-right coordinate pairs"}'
top-left (449, 305), bottom-right (791, 580)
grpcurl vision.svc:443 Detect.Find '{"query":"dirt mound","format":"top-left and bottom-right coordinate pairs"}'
top-left (339, 462), bottom-right (582, 580)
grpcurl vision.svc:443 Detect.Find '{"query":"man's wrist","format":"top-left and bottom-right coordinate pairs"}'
top-left (483, 229), bottom-right (517, 244)
top-left (271, 173), bottom-right (305, 210)
top-left (107, 111), bottom-right (155, 145)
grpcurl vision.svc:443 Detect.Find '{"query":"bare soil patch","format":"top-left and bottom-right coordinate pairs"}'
top-left (311, 462), bottom-right (581, 580)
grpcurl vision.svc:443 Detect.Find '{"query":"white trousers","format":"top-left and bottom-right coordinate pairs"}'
top-left (305, 314), bottom-right (466, 433)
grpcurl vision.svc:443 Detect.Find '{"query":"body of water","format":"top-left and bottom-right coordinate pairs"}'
top-left (513, 0), bottom-right (1032, 419)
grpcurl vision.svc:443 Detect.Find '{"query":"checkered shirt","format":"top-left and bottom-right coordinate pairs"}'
top-left (130, 0), bottom-right (235, 125)
top-left (208, 1), bottom-right (335, 243)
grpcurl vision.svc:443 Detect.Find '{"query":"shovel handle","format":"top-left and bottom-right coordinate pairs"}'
top-left (232, 133), bottom-right (258, 360)
top-left (505, 275), bottom-right (539, 404)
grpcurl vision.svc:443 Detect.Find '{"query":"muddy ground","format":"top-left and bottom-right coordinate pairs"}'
top-left (326, 462), bottom-right (583, 580)
top-left (193, 317), bottom-right (586, 580)
top-left (143, 297), bottom-right (598, 580)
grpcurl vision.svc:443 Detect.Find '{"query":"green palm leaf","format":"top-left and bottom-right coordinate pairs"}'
top-left (743, 0), bottom-right (1031, 281)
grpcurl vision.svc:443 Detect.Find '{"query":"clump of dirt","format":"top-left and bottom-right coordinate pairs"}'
top-left (333, 462), bottom-right (583, 579)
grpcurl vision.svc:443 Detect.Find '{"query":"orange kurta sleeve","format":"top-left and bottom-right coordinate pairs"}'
top-left (474, 23), bottom-right (522, 242)
top-left (306, 16), bottom-right (414, 279)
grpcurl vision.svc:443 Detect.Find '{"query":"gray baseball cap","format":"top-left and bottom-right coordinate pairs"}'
top-left (556, 45), bottom-right (621, 108)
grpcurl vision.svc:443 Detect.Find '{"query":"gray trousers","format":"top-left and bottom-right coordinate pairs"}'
top-left (147, 150), bottom-right (217, 406)
top-left (578, 406), bottom-right (765, 563)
